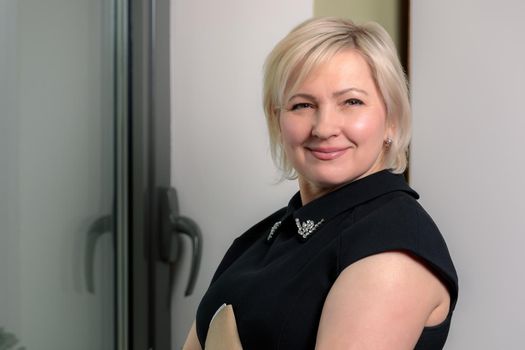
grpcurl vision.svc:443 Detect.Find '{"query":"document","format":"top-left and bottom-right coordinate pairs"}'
top-left (205, 304), bottom-right (243, 350)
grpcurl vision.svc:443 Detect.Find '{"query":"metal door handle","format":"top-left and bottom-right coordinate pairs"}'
top-left (160, 187), bottom-right (202, 296)
top-left (85, 215), bottom-right (113, 293)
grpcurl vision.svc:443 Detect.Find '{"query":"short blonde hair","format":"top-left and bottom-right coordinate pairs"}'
top-left (263, 17), bottom-right (411, 179)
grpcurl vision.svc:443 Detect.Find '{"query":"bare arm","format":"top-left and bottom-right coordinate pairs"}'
top-left (182, 321), bottom-right (202, 350)
top-left (315, 251), bottom-right (450, 350)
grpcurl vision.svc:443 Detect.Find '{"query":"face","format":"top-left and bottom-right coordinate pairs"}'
top-left (279, 49), bottom-right (391, 200)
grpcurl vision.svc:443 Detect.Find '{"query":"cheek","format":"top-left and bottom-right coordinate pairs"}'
top-left (349, 115), bottom-right (387, 143)
top-left (280, 117), bottom-right (309, 148)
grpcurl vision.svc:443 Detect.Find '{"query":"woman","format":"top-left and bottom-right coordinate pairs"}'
top-left (184, 17), bottom-right (458, 350)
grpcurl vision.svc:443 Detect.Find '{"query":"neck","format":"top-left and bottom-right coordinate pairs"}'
top-left (298, 178), bottom-right (337, 205)
top-left (297, 168), bottom-right (389, 205)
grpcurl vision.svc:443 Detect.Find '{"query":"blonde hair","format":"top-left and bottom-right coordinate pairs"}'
top-left (263, 17), bottom-right (411, 179)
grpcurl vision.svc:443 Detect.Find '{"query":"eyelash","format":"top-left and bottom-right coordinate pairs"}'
top-left (343, 98), bottom-right (364, 106)
top-left (289, 99), bottom-right (364, 111)
top-left (289, 102), bottom-right (314, 111)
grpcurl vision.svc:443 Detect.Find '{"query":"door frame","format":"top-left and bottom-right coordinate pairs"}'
top-left (130, 0), bottom-right (173, 349)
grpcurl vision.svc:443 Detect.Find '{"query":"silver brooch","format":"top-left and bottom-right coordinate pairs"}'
top-left (267, 221), bottom-right (282, 241)
top-left (295, 218), bottom-right (324, 239)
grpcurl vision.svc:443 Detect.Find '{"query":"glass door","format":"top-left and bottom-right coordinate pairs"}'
top-left (0, 0), bottom-right (128, 349)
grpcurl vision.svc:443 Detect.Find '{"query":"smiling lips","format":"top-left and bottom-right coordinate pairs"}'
top-left (307, 146), bottom-right (351, 160)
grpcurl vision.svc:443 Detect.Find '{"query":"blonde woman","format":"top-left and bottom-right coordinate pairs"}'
top-left (184, 17), bottom-right (457, 350)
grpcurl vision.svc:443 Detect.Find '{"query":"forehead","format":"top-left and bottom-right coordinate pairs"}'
top-left (287, 49), bottom-right (376, 96)
top-left (310, 49), bottom-right (370, 80)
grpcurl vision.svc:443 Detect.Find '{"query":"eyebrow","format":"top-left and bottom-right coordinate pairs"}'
top-left (333, 87), bottom-right (368, 97)
top-left (287, 87), bottom-right (368, 102)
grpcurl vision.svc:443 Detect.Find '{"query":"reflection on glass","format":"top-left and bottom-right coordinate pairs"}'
top-left (0, 0), bottom-right (116, 349)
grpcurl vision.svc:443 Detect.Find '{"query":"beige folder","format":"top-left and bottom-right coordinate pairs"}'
top-left (204, 304), bottom-right (243, 350)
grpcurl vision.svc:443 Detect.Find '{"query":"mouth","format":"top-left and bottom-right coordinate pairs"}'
top-left (306, 146), bottom-right (350, 161)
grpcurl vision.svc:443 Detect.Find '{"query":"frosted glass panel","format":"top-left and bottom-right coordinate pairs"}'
top-left (0, 0), bottom-right (116, 349)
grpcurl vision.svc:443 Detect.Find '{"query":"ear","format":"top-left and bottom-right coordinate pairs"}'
top-left (384, 119), bottom-right (396, 141)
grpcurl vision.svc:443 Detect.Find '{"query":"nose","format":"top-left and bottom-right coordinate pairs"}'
top-left (311, 105), bottom-right (342, 139)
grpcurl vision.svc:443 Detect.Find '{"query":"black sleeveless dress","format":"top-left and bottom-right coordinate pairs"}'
top-left (196, 170), bottom-right (458, 349)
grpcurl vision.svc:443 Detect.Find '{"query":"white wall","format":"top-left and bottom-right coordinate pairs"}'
top-left (170, 1), bottom-right (312, 348)
top-left (411, 1), bottom-right (525, 348)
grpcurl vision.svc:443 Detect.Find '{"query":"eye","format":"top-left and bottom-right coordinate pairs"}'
top-left (343, 98), bottom-right (364, 106)
top-left (289, 102), bottom-right (315, 111)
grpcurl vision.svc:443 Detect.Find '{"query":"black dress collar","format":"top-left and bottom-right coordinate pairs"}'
top-left (269, 170), bottom-right (418, 242)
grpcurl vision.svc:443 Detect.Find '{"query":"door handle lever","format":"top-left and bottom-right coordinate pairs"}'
top-left (85, 215), bottom-right (113, 293)
top-left (160, 187), bottom-right (202, 296)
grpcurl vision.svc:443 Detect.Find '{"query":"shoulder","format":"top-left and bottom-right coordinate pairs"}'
top-left (236, 207), bottom-right (288, 242)
top-left (342, 191), bottom-right (448, 258)
top-left (339, 191), bottom-right (458, 307)
top-left (210, 207), bottom-right (287, 284)
top-left (354, 190), bottom-right (432, 230)
top-left (342, 191), bottom-right (441, 256)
